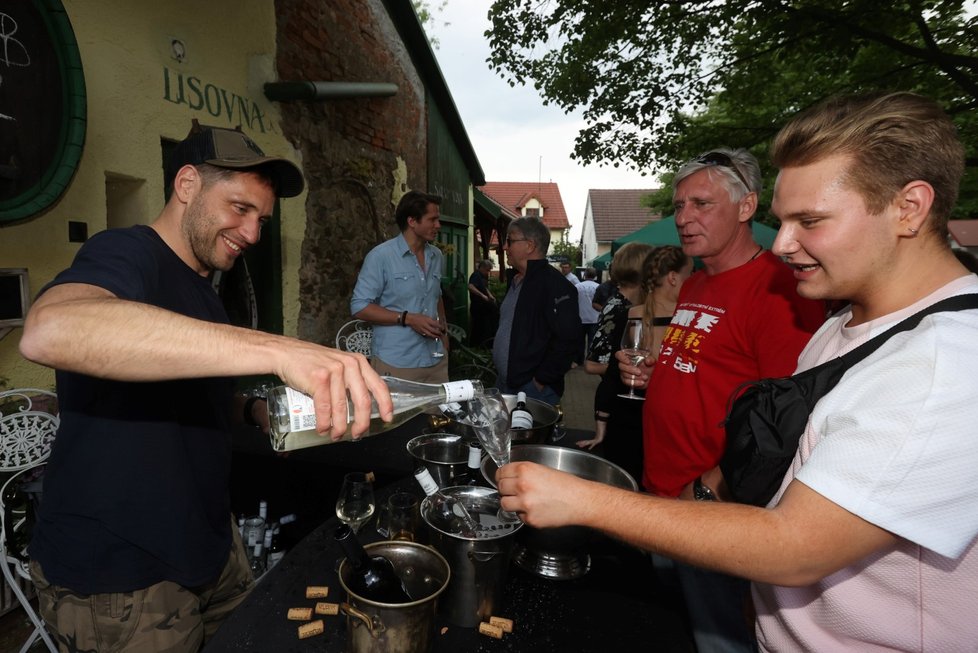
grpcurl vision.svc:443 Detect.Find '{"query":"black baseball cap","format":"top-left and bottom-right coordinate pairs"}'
top-left (167, 120), bottom-right (305, 198)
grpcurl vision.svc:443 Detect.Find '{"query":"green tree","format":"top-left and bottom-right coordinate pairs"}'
top-left (413, 0), bottom-right (449, 48)
top-left (486, 1), bottom-right (978, 216)
top-left (551, 238), bottom-right (582, 266)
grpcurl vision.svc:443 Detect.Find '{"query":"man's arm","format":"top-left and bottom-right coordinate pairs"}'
top-left (497, 461), bottom-right (896, 587)
top-left (20, 283), bottom-right (393, 438)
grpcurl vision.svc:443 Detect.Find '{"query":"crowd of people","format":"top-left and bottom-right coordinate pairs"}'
top-left (18, 90), bottom-right (978, 653)
top-left (499, 91), bottom-right (978, 651)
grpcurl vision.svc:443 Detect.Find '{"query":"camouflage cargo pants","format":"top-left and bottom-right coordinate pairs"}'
top-left (29, 518), bottom-right (254, 653)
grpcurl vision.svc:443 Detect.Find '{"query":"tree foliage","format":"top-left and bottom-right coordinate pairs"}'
top-left (550, 238), bottom-right (582, 265)
top-left (486, 1), bottom-right (978, 217)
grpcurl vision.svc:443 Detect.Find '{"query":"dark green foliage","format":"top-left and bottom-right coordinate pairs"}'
top-left (487, 1), bottom-right (978, 217)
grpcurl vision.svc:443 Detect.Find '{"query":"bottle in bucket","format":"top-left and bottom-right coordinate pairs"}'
top-left (460, 444), bottom-right (484, 487)
top-left (334, 524), bottom-right (412, 604)
top-left (510, 391), bottom-right (533, 430)
top-left (267, 377), bottom-right (483, 451)
top-left (413, 465), bottom-right (480, 536)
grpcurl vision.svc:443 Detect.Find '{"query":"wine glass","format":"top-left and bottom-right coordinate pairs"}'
top-left (457, 389), bottom-right (520, 523)
top-left (335, 472), bottom-right (376, 534)
top-left (618, 317), bottom-right (651, 400)
top-left (426, 308), bottom-right (445, 359)
top-left (458, 389), bottom-right (511, 467)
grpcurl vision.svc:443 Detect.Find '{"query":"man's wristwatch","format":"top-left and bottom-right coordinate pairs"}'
top-left (693, 477), bottom-right (718, 502)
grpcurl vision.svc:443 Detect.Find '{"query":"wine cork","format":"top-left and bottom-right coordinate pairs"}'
top-left (478, 621), bottom-right (504, 639)
top-left (314, 601), bottom-right (339, 615)
top-left (287, 607), bottom-right (313, 621)
top-left (297, 619), bottom-right (324, 639)
top-left (489, 616), bottom-right (514, 633)
top-left (305, 586), bottom-right (329, 599)
top-left (365, 471), bottom-right (376, 483)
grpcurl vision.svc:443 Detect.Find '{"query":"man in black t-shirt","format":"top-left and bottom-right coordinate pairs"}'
top-left (20, 122), bottom-right (393, 653)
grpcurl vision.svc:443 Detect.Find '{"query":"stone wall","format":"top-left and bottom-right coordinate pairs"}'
top-left (274, 0), bottom-right (427, 345)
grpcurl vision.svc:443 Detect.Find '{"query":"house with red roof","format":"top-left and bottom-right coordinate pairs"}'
top-left (580, 188), bottom-right (662, 268)
top-left (949, 219), bottom-right (978, 256)
top-left (477, 181), bottom-right (571, 260)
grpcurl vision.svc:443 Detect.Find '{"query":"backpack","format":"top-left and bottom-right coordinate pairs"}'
top-left (720, 294), bottom-right (978, 507)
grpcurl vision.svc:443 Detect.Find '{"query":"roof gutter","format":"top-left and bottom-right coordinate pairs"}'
top-left (263, 81), bottom-right (398, 101)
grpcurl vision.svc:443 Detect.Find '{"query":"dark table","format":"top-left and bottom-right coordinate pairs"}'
top-left (212, 418), bottom-right (694, 652)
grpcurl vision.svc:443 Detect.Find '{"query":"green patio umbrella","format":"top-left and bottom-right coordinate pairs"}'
top-left (589, 251), bottom-right (612, 270)
top-left (611, 216), bottom-right (779, 255)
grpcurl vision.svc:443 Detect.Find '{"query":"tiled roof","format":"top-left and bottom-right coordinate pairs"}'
top-left (949, 220), bottom-right (978, 247)
top-left (588, 188), bottom-right (661, 242)
top-left (478, 181), bottom-right (570, 230)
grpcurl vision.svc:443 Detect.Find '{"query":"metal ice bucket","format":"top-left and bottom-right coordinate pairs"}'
top-left (420, 486), bottom-right (522, 627)
top-left (429, 394), bottom-right (564, 445)
top-left (482, 444), bottom-right (638, 580)
top-left (339, 541), bottom-right (450, 653)
top-left (406, 433), bottom-right (470, 487)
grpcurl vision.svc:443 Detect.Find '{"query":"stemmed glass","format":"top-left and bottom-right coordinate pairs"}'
top-left (335, 472), bottom-right (376, 534)
top-left (455, 389), bottom-right (520, 523)
top-left (618, 317), bottom-right (651, 400)
top-left (458, 389), bottom-right (512, 467)
top-left (426, 308), bottom-right (445, 359)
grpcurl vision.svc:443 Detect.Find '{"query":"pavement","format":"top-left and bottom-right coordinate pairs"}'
top-left (559, 364), bottom-right (601, 433)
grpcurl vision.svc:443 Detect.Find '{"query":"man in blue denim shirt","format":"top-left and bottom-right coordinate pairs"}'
top-left (351, 190), bottom-right (449, 382)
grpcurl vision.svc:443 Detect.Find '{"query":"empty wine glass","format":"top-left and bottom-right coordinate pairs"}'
top-left (456, 389), bottom-right (519, 523)
top-left (336, 472), bottom-right (376, 533)
top-left (458, 389), bottom-right (511, 467)
top-left (618, 317), bottom-right (651, 400)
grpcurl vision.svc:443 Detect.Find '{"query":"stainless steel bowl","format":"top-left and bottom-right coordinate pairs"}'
top-left (429, 394), bottom-right (563, 445)
top-left (406, 433), bottom-right (470, 487)
top-left (481, 444), bottom-right (638, 580)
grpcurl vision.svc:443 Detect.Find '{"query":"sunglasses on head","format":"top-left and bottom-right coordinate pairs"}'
top-left (695, 151), bottom-right (751, 191)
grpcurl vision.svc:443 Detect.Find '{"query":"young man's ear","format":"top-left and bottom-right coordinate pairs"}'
top-left (896, 180), bottom-right (935, 236)
top-left (172, 165), bottom-right (201, 203)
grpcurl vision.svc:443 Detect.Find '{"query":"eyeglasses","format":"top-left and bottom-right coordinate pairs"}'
top-left (695, 151), bottom-right (751, 191)
top-left (505, 237), bottom-right (529, 246)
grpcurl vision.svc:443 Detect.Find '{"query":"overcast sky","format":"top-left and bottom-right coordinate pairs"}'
top-left (427, 1), bottom-right (657, 241)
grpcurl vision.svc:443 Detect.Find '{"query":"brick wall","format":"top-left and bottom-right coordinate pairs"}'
top-left (274, 0), bottom-right (428, 344)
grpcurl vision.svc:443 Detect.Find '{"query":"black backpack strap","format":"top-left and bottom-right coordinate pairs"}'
top-left (838, 294), bottom-right (978, 367)
top-left (792, 293), bottom-right (978, 411)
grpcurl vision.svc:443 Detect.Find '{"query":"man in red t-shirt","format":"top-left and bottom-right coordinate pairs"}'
top-left (621, 148), bottom-right (825, 653)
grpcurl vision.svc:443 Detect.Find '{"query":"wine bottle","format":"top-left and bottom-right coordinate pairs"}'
top-left (334, 524), bottom-right (412, 603)
top-left (461, 443), bottom-right (483, 486)
top-left (414, 465), bottom-right (480, 534)
top-left (510, 391), bottom-right (533, 430)
top-left (267, 377), bottom-right (484, 451)
top-left (266, 514), bottom-right (295, 570)
top-left (249, 541), bottom-right (266, 577)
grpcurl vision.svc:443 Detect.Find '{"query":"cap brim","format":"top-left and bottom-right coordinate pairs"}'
top-left (205, 156), bottom-right (305, 198)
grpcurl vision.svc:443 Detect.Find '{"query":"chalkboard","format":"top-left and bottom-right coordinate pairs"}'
top-left (0, 0), bottom-right (86, 223)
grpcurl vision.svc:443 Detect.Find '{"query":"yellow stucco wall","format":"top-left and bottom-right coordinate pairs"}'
top-left (0, 1), bottom-right (307, 390)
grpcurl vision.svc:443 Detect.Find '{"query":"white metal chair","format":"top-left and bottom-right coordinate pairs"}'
top-left (335, 319), bottom-right (374, 357)
top-left (446, 323), bottom-right (466, 345)
top-left (1, 388), bottom-right (59, 653)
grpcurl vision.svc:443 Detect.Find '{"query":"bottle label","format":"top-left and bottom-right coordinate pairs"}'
top-left (467, 446), bottom-right (482, 468)
top-left (414, 468), bottom-right (439, 496)
top-left (511, 410), bottom-right (533, 430)
top-left (442, 381), bottom-right (476, 403)
top-left (284, 387), bottom-right (318, 433)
